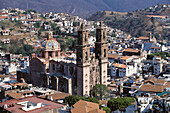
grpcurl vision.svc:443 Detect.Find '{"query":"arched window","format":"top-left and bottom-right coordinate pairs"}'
top-left (85, 52), bottom-right (88, 60)
top-left (104, 49), bottom-right (106, 58)
top-left (55, 52), bottom-right (58, 57)
top-left (85, 34), bottom-right (87, 42)
top-left (103, 32), bottom-right (105, 40)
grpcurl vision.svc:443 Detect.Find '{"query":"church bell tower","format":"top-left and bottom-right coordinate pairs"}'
top-left (95, 21), bottom-right (108, 86)
top-left (76, 23), bottom-right (90, 96)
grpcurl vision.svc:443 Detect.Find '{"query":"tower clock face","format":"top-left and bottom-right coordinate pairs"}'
top-left (47, 42), bottom-right (52, 47)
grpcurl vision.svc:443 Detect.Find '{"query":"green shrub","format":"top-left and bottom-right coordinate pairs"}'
top-left (107, 97), bottom-right (135, 111)
top-left (64, 95), bottom-right (99, 107)
top-left (103, 107), bottom-right (111, 113)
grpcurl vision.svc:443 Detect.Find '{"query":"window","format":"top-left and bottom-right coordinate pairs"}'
top-left (85, 52), bottom-right (88, 60)
top-left (103, 32), bottom-right (105, 40)
top-left (52, 64), bottom-right (55, 71)
top-left (70, 67), bottom-right (73, 75)
top-left (104, 49), bottom-right (106, 58)
top-left (49, 52), bottom-right (52, 57)
top-left (55, 52), bottom-right (58, 56)
top-left (79, 34), bottom-right (83, 44)
top-left (85, 34), bottom-right (87, 42)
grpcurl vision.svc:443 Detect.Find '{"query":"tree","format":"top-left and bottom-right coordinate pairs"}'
top-left (64, 95), bottom-right (99, 107)
top-left (103, 107), bottom-right (111, 113)
top-left (167, 53), bottom-right (170, 57)
top-left (51, 23), bottom-right (57, 30)
top-left (107, 97), bottom-right (135, 111)
top-left (34, 22), bottom-right (41, 28)
top-left (73, 22), bottom-right (78, 26)
top-left (10, 10), bottom-right (17, 13)
top-left (149, 52), bottom-right (166, 59)
top-left (28, 9), bottom-right (36, 13)
top-left (110, 12), bottom-right (114, 15)
top-left (23, 44), bottom-right (34, 56)
top-left (64, 95), bottom-right (79, 107)
top-left (90, 84), bottom-right (109, 100)
top-left (1, 26), bottom-right (5, 30)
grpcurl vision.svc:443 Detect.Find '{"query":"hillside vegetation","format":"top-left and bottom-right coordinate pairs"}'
top-left (88, 4), bottom-right (170, 40)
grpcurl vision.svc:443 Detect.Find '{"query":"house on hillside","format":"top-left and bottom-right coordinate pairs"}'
top-left (0, 30), bottom-right (10, 36)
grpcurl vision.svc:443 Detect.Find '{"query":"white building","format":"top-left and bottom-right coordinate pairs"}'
top-left (119, 56), bottom-right (133, 64)
top-left (111, 63), bottom-right (137, 77)
top-left (153, 57), bottom-right (163, 75)
top-left (138, 97), bottom-right (153, 113)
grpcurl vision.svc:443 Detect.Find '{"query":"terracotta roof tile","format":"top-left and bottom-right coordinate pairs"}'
top-left (99, 100), bottom-right (108, 105)
top-left (123, 48), bottom-right (139, 53)
top-left (40, 92), bottom-right (69, 100)
top-left (108, 54), bottom-right (120, 59)
top-left (139, 84), bottom-right (164, 93)
top-left (112, 63), bottom-right (127, 68)
top-left (144, 78), bottom-right (165, 84)
top-left (120, 56), bottom-right (131, 60)
top-left (150, 47), bottom-right (161, 49)
top-left (71, 100), bottom-right (105, 113)
top-left (137, 36), bottom-right (149, 40)
top-left (0, 16), bottom-right (9, 19)
top-left (0, 96), bottom-right (64, 113)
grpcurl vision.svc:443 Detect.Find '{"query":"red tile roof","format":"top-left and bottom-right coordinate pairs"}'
top-left (71, 100), bottom-right (105, 113)
top-left (112, 63), bottom-right (127, 68)
top-left (139, 84), bottom-right (164, 93)
top-left (120, 56), bottom-right (131, 60)
top-left (137, 36), bottom-right (149, 40)
top-left (108, 54), bottom-right (120, 59)
top-left (0, 96), bottom-right (64, 113)
top-left (0, 16), bottom-right (9, 19)
top-left (144, 78), bottom-right (165, 85)
top-left (124, 48), bottom-right (139, 53)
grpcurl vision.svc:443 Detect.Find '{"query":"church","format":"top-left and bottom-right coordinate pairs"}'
top-left (17, 22), bottom-right (108, 96)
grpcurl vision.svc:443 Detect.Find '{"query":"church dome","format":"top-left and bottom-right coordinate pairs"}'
top-left (41, 31), bottom-right (60, 51)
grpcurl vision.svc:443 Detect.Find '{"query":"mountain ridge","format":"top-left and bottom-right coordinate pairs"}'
top-left (0, 0), bottom-right (169, 18)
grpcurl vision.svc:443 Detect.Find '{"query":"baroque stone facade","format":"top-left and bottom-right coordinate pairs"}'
top-left (17, 22), bottom-right (108, 96)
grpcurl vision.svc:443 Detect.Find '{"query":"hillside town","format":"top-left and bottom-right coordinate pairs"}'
top-left (0, 7), bottom-right (169, 113)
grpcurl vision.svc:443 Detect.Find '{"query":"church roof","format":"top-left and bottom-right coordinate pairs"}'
top-left (143, 43), bottom-right (157, 52)
top-left (41, 39), bottom-right (60, 50)
top-left (41, 32), bottom-right (60, 51)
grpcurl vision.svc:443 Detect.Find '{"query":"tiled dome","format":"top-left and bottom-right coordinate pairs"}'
top-left (41, 31), bottom-right (60, 50)
top-left (41, 39), bottom-right (60, 50)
